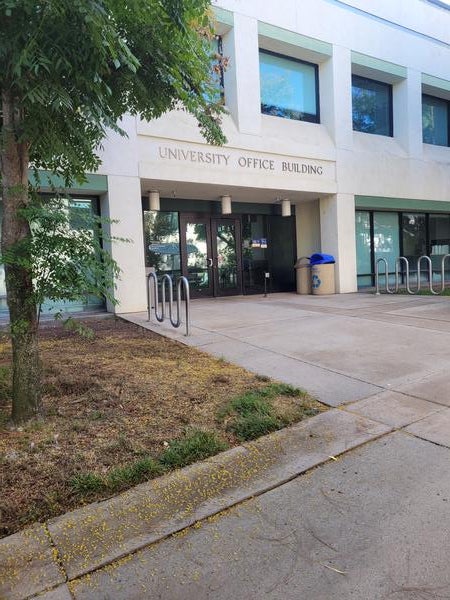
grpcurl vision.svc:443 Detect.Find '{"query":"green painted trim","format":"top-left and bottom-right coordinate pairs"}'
top-left (30, 170), bottom-right (108, 193)
top-left (356, 195), bottom-right (450, 212)
top-left (351, 51), bottom-right (406, 79)
top-left (258, 22), bottom-right (332, 57)
top-left (212, 6), bottom-right (234, 26)
top-left (422, 73), bottom-right (450, 92)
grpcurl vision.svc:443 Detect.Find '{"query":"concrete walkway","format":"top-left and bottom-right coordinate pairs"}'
top-left (125, 292), bottom-right (450, 408)
top-left (3, 292), bottom-right (450, 599)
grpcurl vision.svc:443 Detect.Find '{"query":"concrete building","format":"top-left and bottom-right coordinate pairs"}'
top-left (2, 0), bottom-right (450, 314)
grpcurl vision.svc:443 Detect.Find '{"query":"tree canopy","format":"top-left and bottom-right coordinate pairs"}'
top-left (0, 0), bottom-right (225, 184)
top-left (0, 0), bottom-right (226, 423)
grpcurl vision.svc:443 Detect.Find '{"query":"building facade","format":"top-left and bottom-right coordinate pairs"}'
top-left (2, 0), bottom-right (450, 314)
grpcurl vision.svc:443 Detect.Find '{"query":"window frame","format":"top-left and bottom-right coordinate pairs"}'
top-left (351, 74), bottom-right (394, 137)
top-left (422, 93), bottom-right (450, 147)
top-left (355, 208), bottom-right (450, 287)
top-left (259, 48), bottom-right (320, 124)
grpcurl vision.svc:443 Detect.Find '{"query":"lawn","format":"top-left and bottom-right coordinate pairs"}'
top-left (0, 317), bottom-right (325, 537)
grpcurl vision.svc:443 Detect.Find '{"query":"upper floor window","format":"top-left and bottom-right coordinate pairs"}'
top-left (352, 75), bottom-right (393, 137)
top-left (259, 50), bottom-right (319, 123)
top-left (205, 36), bottom-right (225, 103)
top-left (422, 94), bottom-right (449, 147)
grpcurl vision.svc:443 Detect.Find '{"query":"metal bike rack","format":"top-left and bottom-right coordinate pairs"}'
top-left (375, 258), bottom-right (395, 295)
top-left (147, 272), bottom-right (191, 336)
top-left (375, 254), bottom-right (450, 296)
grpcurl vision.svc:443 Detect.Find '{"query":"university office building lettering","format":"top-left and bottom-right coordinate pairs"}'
top-left (158, 145), bottom-right (325, 177)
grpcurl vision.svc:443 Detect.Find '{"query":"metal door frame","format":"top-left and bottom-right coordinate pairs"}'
top-left (180, 213), bottom-right (243, 298)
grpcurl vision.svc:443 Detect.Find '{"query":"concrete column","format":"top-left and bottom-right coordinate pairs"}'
top-left (221, 13), bottom-right (261, 135)
top-left (393, 68), bottom-right (423, 158)
top-left (320, 193), bottom-right (357, 293)
top-left (100, 175), bottom-right (147, 313)
top-left (319, 45), bottom-right (353, 150)
top-left (295, 200), bottom-right (321, 258)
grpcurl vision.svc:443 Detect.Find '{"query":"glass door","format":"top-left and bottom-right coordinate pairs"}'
top-left (180, 215), bottom-right (214, 298)
top-left (212, 218), bottom-right (243, 296)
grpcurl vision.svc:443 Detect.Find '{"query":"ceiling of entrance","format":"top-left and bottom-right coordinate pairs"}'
top-left (140, 180), bottom-right (325, 204)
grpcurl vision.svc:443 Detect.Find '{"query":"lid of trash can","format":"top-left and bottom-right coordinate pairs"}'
top-left (294, 256), bottom-right (310, 268)
top-left (310, 253), bottom-right (335, 265)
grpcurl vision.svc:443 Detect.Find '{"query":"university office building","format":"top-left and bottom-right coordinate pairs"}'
top-left (1, 0), bottom-right (450, 315)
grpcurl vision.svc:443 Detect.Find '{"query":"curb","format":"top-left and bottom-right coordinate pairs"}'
top-left (0, 409), bottom-right (392, 600)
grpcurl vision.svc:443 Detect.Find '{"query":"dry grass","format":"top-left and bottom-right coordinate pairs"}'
top-left (0, 317), bottom-right (325, 537)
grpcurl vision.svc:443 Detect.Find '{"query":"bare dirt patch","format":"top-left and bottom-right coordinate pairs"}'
top-left (0, 317), bottom-right (325, 537)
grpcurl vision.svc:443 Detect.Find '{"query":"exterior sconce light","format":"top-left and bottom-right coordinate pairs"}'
top-left (281, 199), bottom-right (291, 217)
top-left (149, 190), bottom-right (160, 211)
top-left (221, 194), bottom-right (232, 215)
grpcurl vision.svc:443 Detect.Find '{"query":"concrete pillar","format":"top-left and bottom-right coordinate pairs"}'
top-left (100, 175), bottom-right (147, 313)
top-left (320, 45), bottom-right (353, 150)
top-left (393, 68), bottom-right (423, 158)
top-left (295, 200), bottom-right (321, 258)
top-left (221, 13), bottom-right (261, 135)
top-left (320, 193), bottom-right (357, 293)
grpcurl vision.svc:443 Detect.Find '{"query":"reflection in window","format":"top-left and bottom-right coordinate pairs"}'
top-left (373, 212), bottom-right (400, 275)
top-left (205, 36), bottom-right (225, 104)
top-left (402, 213), bottom-right (427, 263)
top-left (0, 198), bottom-right (103, 315)
top-left (355, 211), bottom-right (372, 286)
top-left (216, 223), bottom-right (238, 290)
top-left (430, 214), bottom-right (450, 279)
top-left (422, 94), bottom-right (449, 147)
top-left (352, 75), bottom-right (392, 136)
top-left (242, 215), bottom-right (269, 293)
top-left (185, 222), bottom-right (210, 291)
top-left (143, 211), bottom-right (181, 279)
top-left (259, 50), bottom-right (319, 122)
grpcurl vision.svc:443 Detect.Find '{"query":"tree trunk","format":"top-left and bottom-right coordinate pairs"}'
top-left (1, 91), bottom-right (41, 423)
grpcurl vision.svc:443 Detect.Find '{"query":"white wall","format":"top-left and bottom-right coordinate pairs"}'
top-left (95, 0), bottom-right (450, 299)
top-left (101, 176), bottom-right (147, 313)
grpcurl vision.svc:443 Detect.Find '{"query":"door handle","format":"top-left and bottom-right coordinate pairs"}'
top-left (207, 258), bottom-right (213, 267)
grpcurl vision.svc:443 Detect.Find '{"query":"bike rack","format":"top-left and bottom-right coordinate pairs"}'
top-left (375, 254), bottom-right (450, 296)
top-left (147, 272), bottom-right (191, 336)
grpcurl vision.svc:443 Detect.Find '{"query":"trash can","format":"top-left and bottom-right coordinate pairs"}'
top-left (310, 253), bottom-right (335, 295)
top-left (294, 257), bottom-right (311, 295)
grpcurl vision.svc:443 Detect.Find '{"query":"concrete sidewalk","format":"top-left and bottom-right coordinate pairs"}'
top-left (124, 292), bottom-right (450, 407)
top-left (1, 409), bottom-right (391, 599)
top-left (3, 292), bottom-right (450, 599)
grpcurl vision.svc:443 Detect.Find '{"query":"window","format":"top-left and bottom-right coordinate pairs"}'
top-left (422, 94), bottom-right (449, 146)
top-left (259, 50), bottom-right (319, 123)
top-left (352, 75), bottom-right (393, 136)
top-left (143, 211), bottom-right (181, 280)
top-left (205, 36), bottom-right (224, 103)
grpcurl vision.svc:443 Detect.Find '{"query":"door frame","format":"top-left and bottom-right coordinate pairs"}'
top-left (179, 212), bottom-right (243, 298)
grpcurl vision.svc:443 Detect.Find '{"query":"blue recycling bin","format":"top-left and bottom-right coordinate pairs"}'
top-left (310, 253), bottom-right (335, 265)
top-left (310, 253), bottom-right (335, 295)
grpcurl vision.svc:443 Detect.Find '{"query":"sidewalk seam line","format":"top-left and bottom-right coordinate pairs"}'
top-left (63, 427), bottom-right (394, 587)
top-left (41, 522), bottom-right (73, 598)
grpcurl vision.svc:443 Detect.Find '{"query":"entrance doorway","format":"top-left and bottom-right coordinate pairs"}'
top-left (180, 214), bottom-right (243, 297)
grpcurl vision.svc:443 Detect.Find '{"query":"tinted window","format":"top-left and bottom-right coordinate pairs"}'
top-left (352, 75), bottom-right (392, 136)
top-left (143, 211), bottom-right (181, 280)
top-left (259, 50), bottom-right (319, 122)
top-left (422, 94), bottom-right (449, 146)
top-left (206, 36), bottom-right (224, 103)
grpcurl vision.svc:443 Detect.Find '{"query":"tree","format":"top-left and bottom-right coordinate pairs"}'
top-left (0, 0), bottom-right (226, 423)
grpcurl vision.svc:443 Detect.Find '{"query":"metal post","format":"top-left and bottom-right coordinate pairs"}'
top-left (375, 258), bottom-right (394, 294)
top-left (440, 254), bottom-right (450, 294)
top-left (417, 255), bottom-right (439, 295)
top-left (395, 257), bottom-right (412, 294)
